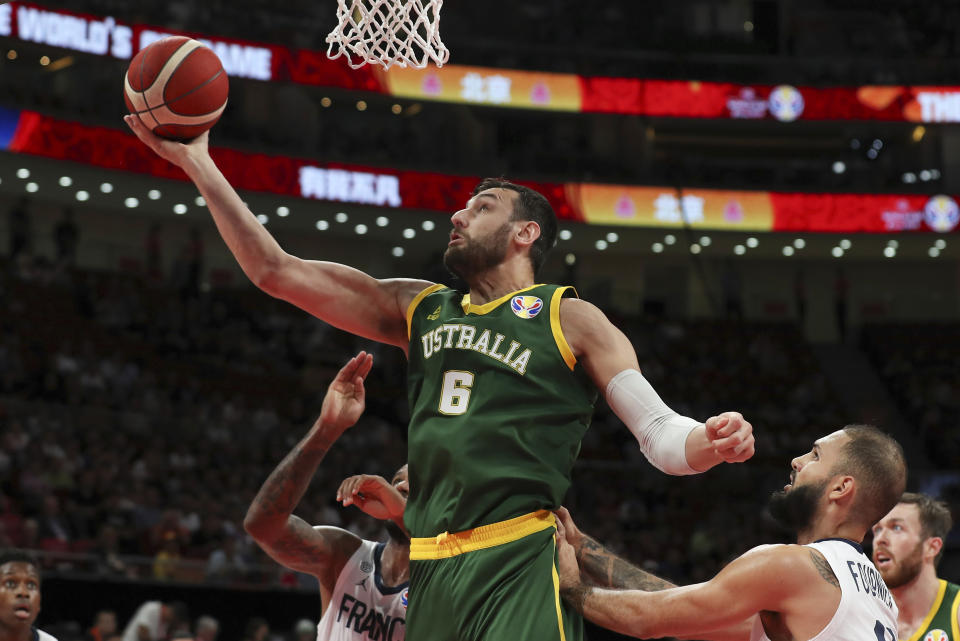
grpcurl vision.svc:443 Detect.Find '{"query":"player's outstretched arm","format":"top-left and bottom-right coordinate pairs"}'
top-left (556, 507), bottom-right (673, 590)
top-left (559, 298), bottom-right (755, 473)
top-left (559, 542), bottom-right (811, 641)
top-left (123, 116), bottom-right (431, 349)
top-left (244, 352), bottom-right (373, 583)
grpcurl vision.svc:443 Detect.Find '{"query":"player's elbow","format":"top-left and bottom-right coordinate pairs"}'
top-left (251, 253), bottom-right (296, 296)
top-left (242, 511), bottom-right (277, 542)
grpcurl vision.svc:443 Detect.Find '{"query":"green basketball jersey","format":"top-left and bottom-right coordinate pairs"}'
top-left (905, 580), bottom-right (960, 641)
top-left (404, 283), bottom-right (597, 538)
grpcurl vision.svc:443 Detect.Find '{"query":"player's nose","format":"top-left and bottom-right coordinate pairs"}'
top-left (450, 208), bottom-right (468, 228)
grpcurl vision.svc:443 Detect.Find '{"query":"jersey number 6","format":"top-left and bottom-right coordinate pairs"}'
top-left (438, 370), bottom-right (474, 415)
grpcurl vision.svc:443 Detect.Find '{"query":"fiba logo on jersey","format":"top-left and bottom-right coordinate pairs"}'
top-left (769, 85), bottom-right (805, 122)
top-left (511, 296), bottom-right (543, 319)
top-left (923, 630), bottom-right (949, 641)
top-left (401, 589), bottom-right (408, 610)
top-left (923, 195), bottom-right (960, 232)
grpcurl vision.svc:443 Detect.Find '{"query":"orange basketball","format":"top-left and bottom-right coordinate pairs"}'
top-left (123, 36), bottom-right (229, 141)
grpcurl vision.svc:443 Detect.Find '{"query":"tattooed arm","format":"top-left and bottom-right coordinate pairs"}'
top-left (558, 543), bottom-right (840, 641)
top-left (244, 352), bottom-right (374, 585)
top-left (555, 507), bottom-right (674, 590)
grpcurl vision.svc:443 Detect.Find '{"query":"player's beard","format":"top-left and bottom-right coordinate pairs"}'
top-left (443, 222), bottom-right (512, 282)
top-left (385, 520), bottom-right (409, 545)
top-left (767, 478), bottom-right (829, 535)
top-left (875, 541), bottom-right (924, 588)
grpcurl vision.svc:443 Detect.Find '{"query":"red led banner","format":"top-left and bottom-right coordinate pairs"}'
top-left (7, 2), bottom-right (960, 123)
top-left (5, 111), bottom-right (959, 233)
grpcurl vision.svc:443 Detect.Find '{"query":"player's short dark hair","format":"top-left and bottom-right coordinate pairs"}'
top-left (473, 178), bottom-right (557, 274)
top-left (898, 492), bottom-right (953, 566)
top-left (0, 549), bottom-right (40, 580)
top-left (836, 425), bottom-right (907, 528)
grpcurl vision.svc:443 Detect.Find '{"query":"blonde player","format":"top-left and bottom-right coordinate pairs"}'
top-left (872, 493), bottom-right (958, 641)
top-left (244, 352), bottom-right (410, 640)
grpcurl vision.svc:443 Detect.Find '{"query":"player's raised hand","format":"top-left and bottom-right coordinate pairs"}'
top-left (319, 351), bottom-right (374, 433)
top-left (336, 474), bottom-right (406, 522)
top-left (123, 114), bottom-right (210, 167)
top-left (705, 411), bottom-right (755, 463)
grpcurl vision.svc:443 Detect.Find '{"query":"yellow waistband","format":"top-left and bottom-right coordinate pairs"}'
top-left (409, 510), bottom-right (556, 560)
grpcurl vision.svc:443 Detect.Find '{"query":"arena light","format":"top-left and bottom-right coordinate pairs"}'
top-left (39, 55), bottom-right (50, 66)
top-left (58, 176), bottom-right (73, 187)
top-left (391, 246), bottom-right (404, 257)
top-left (276, 206), bottom-right (290, 217)
top-left (782, 246), bottom-right (795, 256)
top-left (356, 100), bottom-right (368, 111)
top-left (664, 234), bottom-right (677, 245)
top-left (746, 237), bottom-right (758, 248)
top-left (315, 220), bottom-right (329, 231)
top-left (422, 220), bottom-right (435, 231)
top-left (257, 214), bottom-right (269, 224)
top-left (920, 170), bottom-right (932, 182)
top-left (595, 239), bottom-right (608, 250)
top-left (689, 243), bottom-right (701, 254)
top-left (934, 239), bottom-right (946, 250)
top-left (125, 197), bottom-right (139, 208)
top-left (866, 148), bottom-right (878, 160)
top-left (6, 50), bottom-right (16, 61)
top-left (16, 168), bottom-right (29, 179)
top-left (883, 247), bottom-right (896, 258)
top-left (173, 204), bottom-right (188, 214)
top-left (832, 161), bottom-right (846, 174)
top-left (912, 126), bottom-right (925, 142)
top-left (75, 190), bottom-right (89, 201)
top-left (564, 253), bottom-right (576, 266)
top-left (839, 238), bottom-right (852, 250)
top-left (886, 239), bottom-right (899, 249)
top-left (392, 104), bottom-right (403, 115)
top-left (832, 247), bottom-right (844, 258)
top-left (699, 235), bottom-right (712, 247)
top-left (930, 169), bottom-right (941, 179)
top-left (559, 229), bottom-right (572, 241)
top-left (793, 238), bottom-right (806, 249)
top-left (733, 244), bottom-right (746, 255)
top-left (652, 242), bottom-right (664, 253)
top-left (403, 228), bottom-right (416, 239)
top-left (928, 247), bottom-right (941, 258)
top-left (25, 182), bottom-right (38, 193)
top-left (355, 224), bottom-right (368, 235)
top-left (376, 216), bottom-right (390, 227)
top-left (902, 173), bottom-right (917, 184)
top-left (195, 196), bottom-right (206, 207)
top-left (335, 212), bottom-right (349, 223)
top-left (148, 189), bottom-right (162, 200)
top-left (606, 232), bottom-right (619, 243)
top-left (321, 97), bottom-right (332, 108)
top-left (100, 182), bottom-right (113, 193)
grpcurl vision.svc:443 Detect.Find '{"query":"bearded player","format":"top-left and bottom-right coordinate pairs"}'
top-left (244, 353), bottom-right (410, 641)
top-left (872, 493), bottom-right (958, 641)
top-left (558, 426), bottom-right (907, 641)
top-left (126, 117), bottom-right (755, 641)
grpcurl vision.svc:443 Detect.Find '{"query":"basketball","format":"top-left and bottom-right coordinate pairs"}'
top-left (123, 36), bottom-right (229, 141)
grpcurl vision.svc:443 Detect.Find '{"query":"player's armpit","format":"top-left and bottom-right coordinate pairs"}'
top-left (258, 255), bottom-right (433, 349)
top-left (257, 516), bottom-right (361, 581)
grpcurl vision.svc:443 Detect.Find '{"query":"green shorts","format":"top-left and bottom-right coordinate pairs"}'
top-left (407, 511), bottom-right (583, 641)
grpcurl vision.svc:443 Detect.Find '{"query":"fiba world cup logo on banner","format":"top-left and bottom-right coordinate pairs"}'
top-left (768, 85), bottom-right (805, 122)
top-left (923, 195), bottom-right (960, 232)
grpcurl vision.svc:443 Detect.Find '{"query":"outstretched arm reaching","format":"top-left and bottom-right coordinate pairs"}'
top-left (244, 352), bottom-right (373, 597)
top-left (123, 117), bottom-right (431, 349)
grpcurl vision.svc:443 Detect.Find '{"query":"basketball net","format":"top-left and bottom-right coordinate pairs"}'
top-left (326, 0), bottom-right (449, 69)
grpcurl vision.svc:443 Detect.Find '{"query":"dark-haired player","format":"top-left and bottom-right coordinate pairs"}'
top-left (127, 117), bottom-right (756, 641)
top-left (0, 550), bottom-right (56, 641)
top-left (558, 425), bottom-right (907, 641)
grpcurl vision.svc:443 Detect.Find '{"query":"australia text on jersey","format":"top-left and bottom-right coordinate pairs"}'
top-left (419, 324), bottom-right (533, 375)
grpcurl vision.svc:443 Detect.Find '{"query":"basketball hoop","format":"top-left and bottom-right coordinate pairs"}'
top-left (326, 0), bottom-right (449, 70)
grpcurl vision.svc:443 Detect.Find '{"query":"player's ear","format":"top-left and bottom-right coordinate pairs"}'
top-left (515, 220), bottom-right (541, 248)
top-left (923, 536), bottom-right (943, 563)
top-left (828, 474), bottom-right (856, 504)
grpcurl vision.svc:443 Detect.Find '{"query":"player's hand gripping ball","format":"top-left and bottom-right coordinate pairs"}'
top-left (124, 36), bottom-right (229, 141)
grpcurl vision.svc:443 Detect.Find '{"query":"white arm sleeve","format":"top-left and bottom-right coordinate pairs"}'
top-left (605, 368), bottom-right (702, 475)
